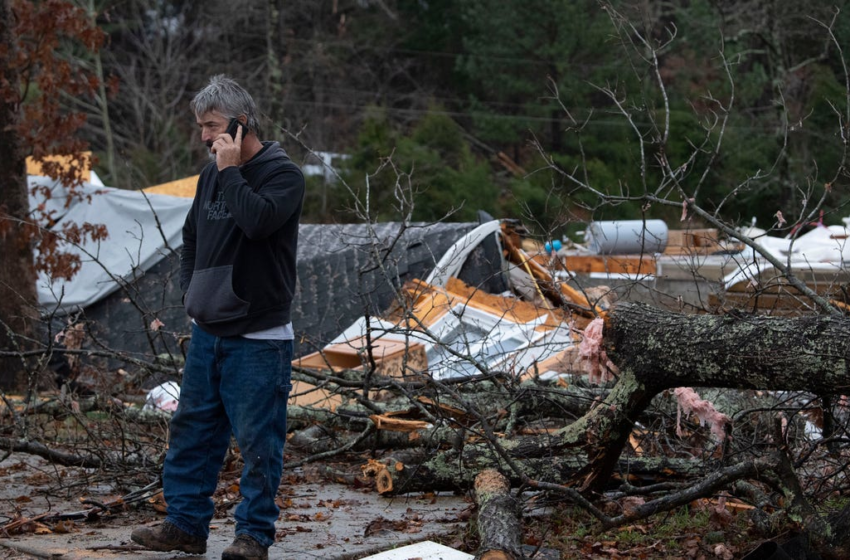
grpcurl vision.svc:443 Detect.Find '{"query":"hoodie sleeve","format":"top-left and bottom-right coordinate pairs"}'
top-left (219, 164), bottom-right (305, 240)
top-left (179, 178), bottom-right (202, 293)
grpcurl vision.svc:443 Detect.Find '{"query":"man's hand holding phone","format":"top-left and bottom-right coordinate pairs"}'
top-left (212, 117), bottom-right (243, 171)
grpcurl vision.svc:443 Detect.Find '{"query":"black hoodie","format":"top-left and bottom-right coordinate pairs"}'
top-left (180, 141), bottom-right (304, 337)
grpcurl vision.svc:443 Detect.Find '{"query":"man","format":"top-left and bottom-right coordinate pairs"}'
top-left (131, 75), bottom-right (304, 560)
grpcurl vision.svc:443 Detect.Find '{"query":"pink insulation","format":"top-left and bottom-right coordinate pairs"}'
top-left (579, 317), bottom-right (617, 384)
top-left (674, 387), bottom-right (731, 441)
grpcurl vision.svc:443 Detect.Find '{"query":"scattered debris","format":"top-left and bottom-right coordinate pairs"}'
top-left (143, 381), bottom-right (180, 412)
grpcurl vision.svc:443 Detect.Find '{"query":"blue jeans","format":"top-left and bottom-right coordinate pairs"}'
top-left (163, 324), bottom-right (292, 547)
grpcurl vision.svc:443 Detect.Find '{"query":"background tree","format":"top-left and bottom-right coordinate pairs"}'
top-left (24, 0), bottom-right (841, 233)
top-left (96, 0), bottom-right (201, 187)
top-left (664, 0), bottom-right (850, 224)
top-left (0, 0), bottom-right (34, 390)
top-left (338, 108), bottom-right (498, 222)
top-left (459, 0), bottom-right (612, 155)
top-left (0, 0), bottom-right (106, 390)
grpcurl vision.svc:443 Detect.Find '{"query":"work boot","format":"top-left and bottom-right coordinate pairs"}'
top-left (130, 520), bottom-right (206, 554)
top-left (222, 534), bottom-right (269, 560)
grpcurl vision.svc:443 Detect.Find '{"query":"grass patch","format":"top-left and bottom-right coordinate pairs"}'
top-left (526, 500), bottom-right (756, 559)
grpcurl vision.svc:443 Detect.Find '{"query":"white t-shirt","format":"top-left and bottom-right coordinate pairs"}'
top-left (241, 322), bottom-right (294, 341)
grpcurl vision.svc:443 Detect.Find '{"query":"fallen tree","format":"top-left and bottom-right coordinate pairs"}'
top-left (579, 303), bottom-right (850, 493)
top-left (335, 303), bottom-right (850, 489)
top-left (321, 302), bottom-right (850, 558)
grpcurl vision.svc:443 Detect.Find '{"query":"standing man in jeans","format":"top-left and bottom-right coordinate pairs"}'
top-left (132, 75), bottom-right (304, 560)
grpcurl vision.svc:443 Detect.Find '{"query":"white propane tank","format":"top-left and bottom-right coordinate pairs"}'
top-left (585, 219), bottom-right (668, 255)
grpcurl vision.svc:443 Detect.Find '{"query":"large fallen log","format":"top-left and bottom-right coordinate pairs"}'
top-left (474, 470), bottom-right (522, 560)
top-left (362, 449), bottom-right (706, 495)
top-left (578, 302), bottom-right (850, 493)
top-left (0, 437), bottom-right (105, 468)
top-left (286, 383), bottom-right (606, 460)
top-left (417, 303), bottom-right (850, 497)
top-left (287, 380), bottom-right (603, 430)
top-left (354, 302), bottom-right (850, 558)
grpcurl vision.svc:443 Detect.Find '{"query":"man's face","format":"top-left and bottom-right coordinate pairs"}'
top-left (196, 110), bottom-right (230, 153)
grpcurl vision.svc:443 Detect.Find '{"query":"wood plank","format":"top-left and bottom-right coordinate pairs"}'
top-left (294, 338), bottom-right (428, 378)
top-left (445, 277), bottom-right (562, 326)
top-left (665, 228), bottom-right (723, 255)
top-left (289, 380), bottom-right (342, 410)
top-left (551, 254), bottom-right (657, 275)
top-left (369, 414), bottom-right (431, 432)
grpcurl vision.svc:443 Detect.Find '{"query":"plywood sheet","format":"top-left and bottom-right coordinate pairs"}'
top-left (144, 175), bottom-right (200, 197)
top-left (552, 254), bottom-right (657, 275)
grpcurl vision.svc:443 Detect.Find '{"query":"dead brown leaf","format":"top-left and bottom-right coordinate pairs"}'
top-left (619, 524), bottom-right (648, 534)
top-left (53, 520), bottom-right (75, 534)
top-left (684, 537), bottom-right (701, 558)
top-left (363, 516), bottom-right (415, 537)
top-left (148, 491), bottom-right (168, 514)
top-left (620, 496), bottom-right (646, 516)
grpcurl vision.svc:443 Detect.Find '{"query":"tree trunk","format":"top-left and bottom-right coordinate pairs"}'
top-left (0, 0), bottom-right (38, 391)
top-left (474, 470), bottom-right (522, 560)
top-left (604, 302), bottom-right (850, 394)
top-left (86, 0), bottom-right (116, 185)
top-left (363, 449), bottom-right (706, 495)
top-left (574, 302), bottom-right (850, 494)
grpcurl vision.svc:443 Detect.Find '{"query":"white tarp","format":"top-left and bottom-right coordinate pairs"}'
top-left (723, 225), bottom-right (850, 289)
top-left (29, 176), bottom-right (193, 315)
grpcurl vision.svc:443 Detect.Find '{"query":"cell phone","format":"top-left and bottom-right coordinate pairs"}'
top-left (225, 118), bottom-right (241, 140)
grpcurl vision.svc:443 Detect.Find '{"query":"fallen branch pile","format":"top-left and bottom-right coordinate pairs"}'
top-left (285, 302), bottom-right (850, 559)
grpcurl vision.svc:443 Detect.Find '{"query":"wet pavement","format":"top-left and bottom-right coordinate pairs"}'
top-left (0, 482), bottom-right (469, 560)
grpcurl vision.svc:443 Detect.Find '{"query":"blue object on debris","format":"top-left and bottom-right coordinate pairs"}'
top-left (544, 240), bottom-right (562, 253)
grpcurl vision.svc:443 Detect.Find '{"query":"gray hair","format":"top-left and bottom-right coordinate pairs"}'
top-left (190, 75), bottom-right (262, 137)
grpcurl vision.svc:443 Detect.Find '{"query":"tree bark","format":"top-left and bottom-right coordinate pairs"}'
top-left (474, 470), bottom-right (522, 560)
top-left (605, 302), bottom-right (850, 394)
top-left (363, 449), bottom-right (706, 495)
top-left (0, 437), bottom-right (105, 469)
top-left (573, 302), bottom-right (850, 494)
top-left (0, 0), bottom-right (38, 391)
